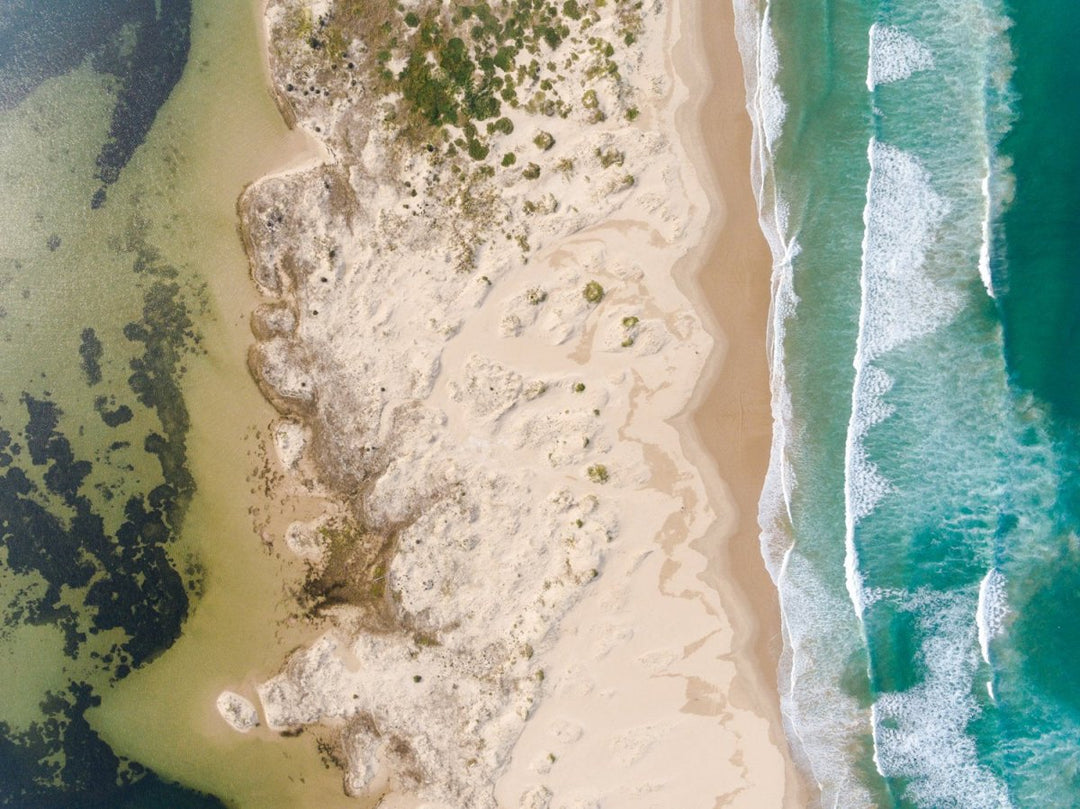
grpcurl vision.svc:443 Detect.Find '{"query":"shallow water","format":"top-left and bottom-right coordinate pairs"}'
top-left (0, 0), bottom-right (356, 805)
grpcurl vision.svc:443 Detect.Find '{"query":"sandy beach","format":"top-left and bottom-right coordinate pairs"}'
top-left (220, 0), bottom-right (810, 804)
top-left (689, 0), bottom-right (811, 801)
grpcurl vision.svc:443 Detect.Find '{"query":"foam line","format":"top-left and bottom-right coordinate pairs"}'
top-left (979, 163), bottom-right (995, 298)
top-left (858, 141), bottom-right (959, 363)
top-left (871, 592), bottom-right (1013, 808)
top-left (735, 2), bottom-right (879, 802)
top-left (867, 24), bottom-right (935, 91)
top-left (976, 568), bottom-right (1007, 666)
top-left (844, 141), bottom-right (962, 613)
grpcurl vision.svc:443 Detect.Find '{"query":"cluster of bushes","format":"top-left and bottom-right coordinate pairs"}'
top-left (292, 0), bottom-right (623, 162)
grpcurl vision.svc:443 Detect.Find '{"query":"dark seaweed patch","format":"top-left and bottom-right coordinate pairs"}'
top-left (79, 329), bottom-right (104, 386)
top-left (4, 395), bottom-right (188, 667)
top-left (94, 396), bottom-right (133, 428)
top-left (1, 456), bottom-right (95, 591)
top-left (130, 243), bottom-right (179, 280)
top-left (0, 682), bottom-right (226, 809)
top-left (101, 405), bottom-right (132, 428)
top-left (22, 396), bottom-right (60, 466)
top-left (91, 0), bottom-right (193, 207)
top-left (0, 279), bottom-right (205, 665)
top-left (122, 280), bottom-right (197, 505)
top-left (0, 0), bottom-right (192, 206)
top-left (0, 267), bottom-right (215, 806)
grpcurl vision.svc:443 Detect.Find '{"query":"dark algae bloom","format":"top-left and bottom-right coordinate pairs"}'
top-left (0, 684), bottom-right (223, 809)
top-left (0, 283), bottom-right (224, 807)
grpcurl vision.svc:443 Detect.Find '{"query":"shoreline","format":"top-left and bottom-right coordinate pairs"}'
top-left (86, 1), bottom-right (362, 806)
top-left (679, 0), bottom-right (814, 805)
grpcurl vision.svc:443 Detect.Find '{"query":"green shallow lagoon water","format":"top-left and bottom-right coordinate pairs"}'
top-left (0, 1), bottom-right (356, 806)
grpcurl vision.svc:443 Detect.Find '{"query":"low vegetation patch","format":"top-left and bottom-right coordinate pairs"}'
top-left (532, 130), bottom-right (556, 150)
top-left (300, 518), bottom-right (400, 631)
top-left (280, 0), bottom-right (646, 176)
top-left (583, 280), bottom-right (604, 304)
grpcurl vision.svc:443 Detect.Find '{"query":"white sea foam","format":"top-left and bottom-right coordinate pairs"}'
top-left (736, 3), bottom-right (877, 801)
top-left (777, 555), bottom-right (877, 807)
top-left (739, 2), bottom-right (1022, 802)
top-left (734, 0), bottom-right (799, 582)
top-left (758, 17), bottom-right (787, 155)
top-left (978, 165), bottom-right (995, 298)
top-left (844, 142), bottom-right (961, 615)
top-left (867, 24), bottom-right (935, 91)
top-left (859, 141), bottom-right (961, 363)
top-left (733, 0), bottom-right (788, 207)
top-left (846, 365), bottom-right (894, 526)
top-left (976, 568), bottom-right (1008, 666)
top-left (759, 249), bottom-right (800, 580)
top-left (871, 592), bottom-right (1013, 808)
top-left (842, 366), bottom-right (895, 618)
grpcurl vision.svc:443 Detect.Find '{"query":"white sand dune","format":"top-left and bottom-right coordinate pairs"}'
top-left (218, 0), bottom-right (809, 805)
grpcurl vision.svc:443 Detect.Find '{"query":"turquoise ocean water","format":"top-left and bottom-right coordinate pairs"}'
top-left (737, 0), bottom-right (1080, 804)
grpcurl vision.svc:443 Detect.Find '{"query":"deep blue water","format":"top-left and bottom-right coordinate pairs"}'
top-left (741, 0), bottom-right (1080, 804)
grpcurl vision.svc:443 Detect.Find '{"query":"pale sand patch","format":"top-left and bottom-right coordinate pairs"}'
top-left (495, 0), bottom-right (811, 806)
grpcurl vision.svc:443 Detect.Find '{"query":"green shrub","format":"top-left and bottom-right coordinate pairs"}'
top-left (494, 46), bottom-right (517, 71)
top-left (533, 130), bottom-right (555, 150)
top-left (489, 116), bottom-right (515, 135)
top-left (399, 51), bottom-right (458, 126)
top-left (467, 139), bottom-right (490, 160)
top-left (597, 147), bottom-right (625, 168)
